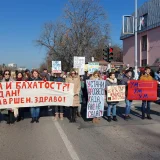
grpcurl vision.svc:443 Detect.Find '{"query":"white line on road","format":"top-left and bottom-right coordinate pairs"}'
top-left (52, 118), bottom-right (80, 160)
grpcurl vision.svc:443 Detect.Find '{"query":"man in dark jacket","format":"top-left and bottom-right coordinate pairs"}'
top-left (121, 70), bottom-right (133, 120)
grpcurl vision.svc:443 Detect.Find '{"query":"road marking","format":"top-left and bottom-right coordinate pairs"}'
top-left (52, 118), bottom-right (80, 160)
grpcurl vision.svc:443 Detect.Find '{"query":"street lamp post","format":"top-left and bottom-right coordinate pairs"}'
top-left (134, 0), bottom-right (138, 80)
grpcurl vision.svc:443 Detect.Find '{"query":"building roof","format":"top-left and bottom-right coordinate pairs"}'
top-left (120, 0), bottom-right (160, 40)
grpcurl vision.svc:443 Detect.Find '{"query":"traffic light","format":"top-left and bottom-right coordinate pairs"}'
top-left (103, 47), bottom-right (109, 62)
top-left (108, 47), bottom-right (113, 62)
top-left (103, 47), bottom-right (114, 62)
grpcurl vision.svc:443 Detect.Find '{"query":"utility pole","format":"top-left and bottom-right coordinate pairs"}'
top-left (134, 0), bottom-right (138, 80)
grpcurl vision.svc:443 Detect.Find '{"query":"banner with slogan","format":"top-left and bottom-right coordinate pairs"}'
top-left (52, 61), bottom-right (62, 73)
top-left (107, 85), bottom-right (125, 102)
top-left (128, 80), bottom-right (157, 101)
top-left (88, 62), bottom-right (99, 74)
top-left (73, 57), bottom-right (85, 75)
top-left (0, 81), bottom-right (74, 109)
top-left (86, 80), bottom-right (105, 118)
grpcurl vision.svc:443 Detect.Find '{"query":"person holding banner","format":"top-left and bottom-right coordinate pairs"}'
top-left (90, 71), bottom-right (102, 123)
top-left (139, 67), bottom-right (153, 120)
top-left (106, 72), bottom-right (118, 122)
top-left (16, 72), bottom-right (25, 122)
top-left (53, 73), bottom-right (65, 120)
top-left (121, 70), bottom-right (133, 120)
top-left (66, 69), bottom-right (80, 123)
top-left (30, 70), bottom-right (42, 123)
top-left (2, 70), bottom-right (15, 124)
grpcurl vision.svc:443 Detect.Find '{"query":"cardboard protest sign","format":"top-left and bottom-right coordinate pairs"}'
top-left (128, 80), bottom-right (157, 101)
top-left (52, 61), bottom-right (62, 73)
top-left (107, 85), bottom-right (125, 102)
top-left (86, 80), bottom-right (105, 118)
top-left (73, 57), bottom-right (85, 75)
top-left (88, 62), bottom-right (99, 74)
top-left (0, 81), bottom-right (74, 109)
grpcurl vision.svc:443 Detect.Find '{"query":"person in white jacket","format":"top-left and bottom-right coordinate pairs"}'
top-left (2, 70), bottom-right (17, 124)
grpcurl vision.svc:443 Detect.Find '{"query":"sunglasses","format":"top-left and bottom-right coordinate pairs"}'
top-left (5, 73), bottom-right (10, 75)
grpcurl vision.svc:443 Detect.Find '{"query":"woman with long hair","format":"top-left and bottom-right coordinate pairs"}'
top-left (2, 70), bottom-right (15, 124)
top-left (30, 70), bottom-right (42, 123)
top-left (16, 72), bottom-right (25, 122)
top-left (66, 69), bottom-right (81, 123)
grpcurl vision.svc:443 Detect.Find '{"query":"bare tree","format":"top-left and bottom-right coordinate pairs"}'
top-left (112, 44), bottom-right (123, 62)
top-left (36, 0), bottom-right (110, 71)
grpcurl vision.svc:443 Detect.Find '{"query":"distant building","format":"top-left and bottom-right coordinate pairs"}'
top-left (120, 0), bottom-right (160, 67)
top-left (18, 67), bottom-right (27, 71)
top-left (8, 63), bottom-right (17, 68)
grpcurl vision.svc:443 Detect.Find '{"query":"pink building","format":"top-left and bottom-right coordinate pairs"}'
top-left (121, 0), bottom-right (160, 67)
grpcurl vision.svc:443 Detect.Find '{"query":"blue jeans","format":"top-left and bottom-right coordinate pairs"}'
top-left (141, 101), bottom-right (151, 115)
top-left (125, 99), bottom-right (132, 115)
top-left (107, 104), bottom-right (116, 116)
top-left (30, 107), bottom-right (40, 118)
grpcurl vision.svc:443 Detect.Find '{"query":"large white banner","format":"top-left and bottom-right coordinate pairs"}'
top-left (0, 81), bottom-right (74, 109)
top-left (86, 80), bottom-right (105, 118)
top-left (73, 57), bottom-right (85, 75)
top-left (52, 61), bottom-right (62, 73)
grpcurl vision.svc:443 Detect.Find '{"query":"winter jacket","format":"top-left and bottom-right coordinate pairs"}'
top-left (121, 75), bottom-right (132, 96)
top-left (66, 76), bottom-right (81, 107)
top-left (140, 74), bottom-right (153, 81)
top-left (106, 78), bottom-right (119, 104)
top-left (155, 72), bottom-right (160, 97)
top-left (79, 81), bottom-right (84, 104)
top-left (1, 78), bottom-right (18, 116)
top-left (54, 77), bottom-right (65, 82)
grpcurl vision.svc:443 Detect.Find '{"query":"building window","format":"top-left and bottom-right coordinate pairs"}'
top-left (142, 59), bottom-right (147, 66)
top-left (142, 35), bottom-right (147, 51)
top-left (139, 13), bottom-right (148, 30)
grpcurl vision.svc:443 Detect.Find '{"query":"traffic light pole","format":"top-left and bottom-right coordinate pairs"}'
top-left (134, 0), bottom-right (138, 80)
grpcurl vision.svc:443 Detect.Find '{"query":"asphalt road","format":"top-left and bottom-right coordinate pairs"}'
top-left (0, 102), bottom-right (160, 160)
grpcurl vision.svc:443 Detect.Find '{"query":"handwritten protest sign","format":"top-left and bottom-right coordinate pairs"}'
top-left (128, 80), bottom-right (157, 101)
top-left (52, 61), bottom-right (62, 73)
top-left (88, 62), bottom-right (99, 74)
top-left (107, 85), bottom-right (125, 102)
top-left (73, 57), bottom-right (85, 75)
top-left (86, 80), bottom-right (105, 118)
top-left (0, 81), bottom-right (74, 109)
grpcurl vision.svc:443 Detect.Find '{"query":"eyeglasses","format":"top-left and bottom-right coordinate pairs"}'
top-left (5, 73), bottom-right (10, 76)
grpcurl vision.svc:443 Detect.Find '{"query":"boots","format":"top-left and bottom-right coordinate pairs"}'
top-left (54, 113), bottom-right (59, 121)
top-left (96, 118), bottom-right (100, 124)
top-left (142, 113), bottom-right (145, 120)
top-left (60, 113), bottom-right (64, 120)
top-left (70, 107), bottom-right (73, 123)
top-left (72, 108), bottom-right (77, 123)
top-left (147, 114), bottom-right (152, 120)
top-left (35, 117), bottom-right (39, 123)
top-left (113, 116), bottom-right (118, 121)
top-left (30, 118), bottom-right (35, 123)
top-left (77, 112), bottom-right (81, 117)
top-left (92, 118), bottom-right (96, 123)
top-left (107, 116), bottom-right (111, 122)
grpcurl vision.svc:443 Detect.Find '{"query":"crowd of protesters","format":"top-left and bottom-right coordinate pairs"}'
top-left (0, 65), bottom-right (160, 125)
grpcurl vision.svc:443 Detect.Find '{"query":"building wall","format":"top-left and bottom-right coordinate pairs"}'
top-left (148, 27), bottom-right (160, 65)
top-left (123, 26), bottom-right (160, 67)
top-left (123, 34), bottom-right (140, 67)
